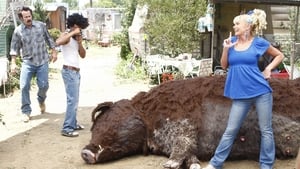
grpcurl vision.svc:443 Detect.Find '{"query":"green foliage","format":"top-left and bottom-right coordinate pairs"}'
top-left (95, 0), bottom-right (116, 8)
top-left (2, 24), bottom-right (14, 59)
top-left (33, 0), bottom-right (48, 22)
top-left (48, 28), bottom-right (61, 41)
top-left (114, 52), bottom-right (148, 81)
top-left (138, 0), bottom-right (207, 57)
top-left (91, 0), bottom-right (124, 8)
top-left (112, 0), bottom-right (125, 7)
top-left (113, 0), bottom-right (138, 60)
top-left (62, 0), bottom-right (78, 10)
top-left (288, 7), bottom-right (300, 64)
top-left (278, 8), bottom-right (300, 66)
top-left (289, 7), bottom-right (300, 41)
top-left (277, 62), bottom-right (285, 71)
top-left (43, 0), bottom-right (55, 2)
top-left (120, 44), bottom-right (130, 60)
top-left (111, 32), bottom-right (123, 45)
top-left (0, 57), bottom-right (21, 97)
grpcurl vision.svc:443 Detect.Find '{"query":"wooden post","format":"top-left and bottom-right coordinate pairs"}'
top-left (296, 147), bottom-right (300, 169)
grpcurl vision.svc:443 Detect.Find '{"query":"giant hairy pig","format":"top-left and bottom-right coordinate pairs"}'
top-left (81, 76), bottom-right (300, 169)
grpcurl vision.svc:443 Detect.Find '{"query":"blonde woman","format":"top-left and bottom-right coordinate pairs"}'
top-left (203, 9), bottom-right (284, 169)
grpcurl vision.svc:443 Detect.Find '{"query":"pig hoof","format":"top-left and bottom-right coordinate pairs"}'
top-left (163, 159), bottom-right (180, 168)
top-left (81, 149), bottom-right (96, 164)
top-left (190, 163), bottom-right (201, 169)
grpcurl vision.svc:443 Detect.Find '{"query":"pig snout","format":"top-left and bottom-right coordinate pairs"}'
top-left (81, 149), bottom-right (96, 164)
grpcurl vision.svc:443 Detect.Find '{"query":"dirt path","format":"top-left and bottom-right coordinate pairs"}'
top-left (0, 46), bottom-right (296, 169)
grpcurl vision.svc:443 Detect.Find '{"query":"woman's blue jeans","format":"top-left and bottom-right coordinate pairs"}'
top-left (209, 92), bottom-right (275, 169)
top-left (20, 62), bottom-right (49, 115)
top-left (61, 68), bottom-right (80, 132)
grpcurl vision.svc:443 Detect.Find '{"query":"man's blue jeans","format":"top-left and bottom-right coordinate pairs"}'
top-left (209, 92), bottom-right (275, 169)
top-left (20, 62), bottom-right (49, 115)
top-left (61, 68), bottom-right (80, 132)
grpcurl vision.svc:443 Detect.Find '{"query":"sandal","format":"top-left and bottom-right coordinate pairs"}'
top-left (61, 130), bottom-right (79, 137)
top-left (75, 124), bottom-right (85, 130)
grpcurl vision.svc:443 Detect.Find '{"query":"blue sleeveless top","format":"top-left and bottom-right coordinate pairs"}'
top-left (224, 36), bottom-right (272, 99)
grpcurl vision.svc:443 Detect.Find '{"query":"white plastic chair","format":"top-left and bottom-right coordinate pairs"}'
top-left (0, 58), bottom-right (9, 96)
top-left (283, 63), bottom-right (300, 80)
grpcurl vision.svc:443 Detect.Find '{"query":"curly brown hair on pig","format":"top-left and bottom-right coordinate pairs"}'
top-left (81, 76), bottom-right (300, 169)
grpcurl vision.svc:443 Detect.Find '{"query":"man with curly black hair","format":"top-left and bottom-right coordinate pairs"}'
top-left (56, 13), bottom-right (89, 137)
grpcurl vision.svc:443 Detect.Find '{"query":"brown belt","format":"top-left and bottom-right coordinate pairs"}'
top-left (63, 65), bottom-right (80, 72)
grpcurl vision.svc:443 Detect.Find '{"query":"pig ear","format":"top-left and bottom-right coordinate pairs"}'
top-left (91, 102), bottom-right (113, 122)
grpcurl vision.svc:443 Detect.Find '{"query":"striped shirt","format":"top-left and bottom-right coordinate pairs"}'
top-left (10, 20), bottom-right (56, 66)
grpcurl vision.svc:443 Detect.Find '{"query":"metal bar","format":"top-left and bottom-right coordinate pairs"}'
top-left (10, 2), bottom-right (17, 28)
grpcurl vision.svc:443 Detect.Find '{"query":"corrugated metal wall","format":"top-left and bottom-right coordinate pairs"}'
top-left (0, 0), bottom-right (7, 19)
top-left (0, 0), bottom-right (8, 58)
top-left (270, 5), bottom-right (291, 34)
top-left (0, 24), bottom-right (14, 58)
